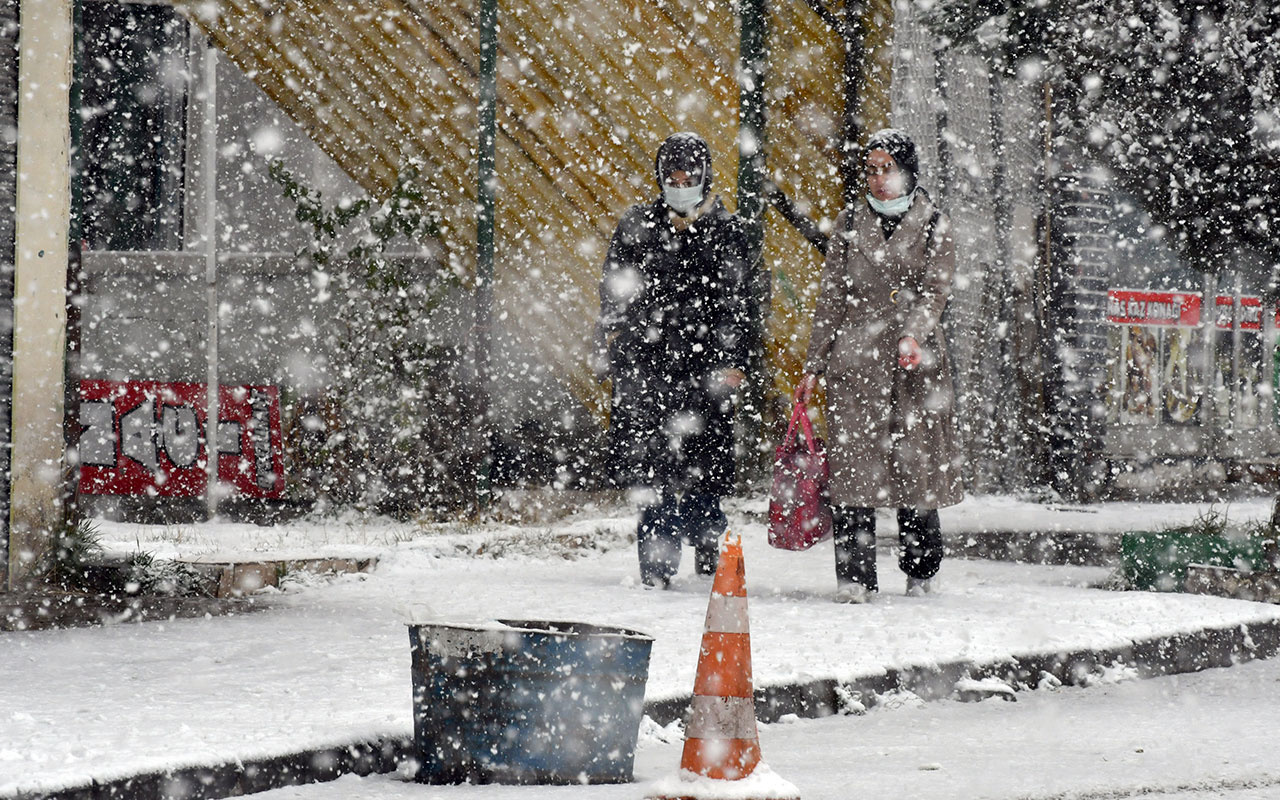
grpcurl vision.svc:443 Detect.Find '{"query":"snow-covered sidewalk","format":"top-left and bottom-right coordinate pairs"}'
top-left (255, 655), bottom-right (1280, 800)
top-left (2, 494), bottom-right (1278, 798)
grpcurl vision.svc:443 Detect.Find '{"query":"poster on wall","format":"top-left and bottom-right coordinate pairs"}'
top-left (1105, 326), bottom-right (1124, 426)
top-left (1162, 327), bottom-right (1202, 425)
top-left (1124, 325), bottom-right (1160, 425)
top-left (79, 380), bottom-right (284, 498)
top-left (1105, 290), bottom-right (1204, 427)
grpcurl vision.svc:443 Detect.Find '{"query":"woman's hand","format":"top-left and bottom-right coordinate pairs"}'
top-left (796, 373), bottom-right (819, 403)
top-left (898, 336), bottom-right (922, 370)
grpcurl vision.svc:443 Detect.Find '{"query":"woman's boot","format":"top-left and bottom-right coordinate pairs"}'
top-left (834, 506), bottom-right (877, 601)
top-left (898, 507), bottom-right (942, 594)
top-left (638, 493), bottom-right (681, 587)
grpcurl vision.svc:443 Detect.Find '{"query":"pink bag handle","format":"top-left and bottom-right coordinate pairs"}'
top-left (784, 400), bottom-right (819, 455)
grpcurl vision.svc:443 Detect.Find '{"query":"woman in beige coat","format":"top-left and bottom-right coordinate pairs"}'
top-left (797, 129), bottom-right (963, 603)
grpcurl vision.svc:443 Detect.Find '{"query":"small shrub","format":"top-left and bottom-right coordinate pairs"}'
top-left (1121, 507), bottom-right (1270, 592)
top-left (122, 551), bottom-right (212, 598)
top-left (45, 519), bottom-right (104, 590)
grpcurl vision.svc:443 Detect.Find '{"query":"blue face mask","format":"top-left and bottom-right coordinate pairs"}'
top-left (867, 189), bottom-right (915, 217)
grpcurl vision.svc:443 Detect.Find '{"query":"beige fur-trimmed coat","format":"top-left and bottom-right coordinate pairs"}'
top-left (804, 190), bottom-right (964, 509)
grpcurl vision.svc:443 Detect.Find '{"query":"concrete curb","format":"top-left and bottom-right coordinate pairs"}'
top-left (0, 593), bottom-right (261, 633)
top-left (745, 616), bottom-right (1280, 724)
top-left (943, 529), bottom-right (1121, 567)
top-left (14, 617), bottom-right (1280, 800)
top-left (10, 740), bottom-right (410, 800)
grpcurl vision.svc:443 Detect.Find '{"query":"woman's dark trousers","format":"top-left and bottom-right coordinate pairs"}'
top-left (833, 506), bottom-right (943, 591)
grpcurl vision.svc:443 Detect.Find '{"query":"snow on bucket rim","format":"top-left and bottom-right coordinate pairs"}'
top-left (406, 617), bottom-right (653, 640)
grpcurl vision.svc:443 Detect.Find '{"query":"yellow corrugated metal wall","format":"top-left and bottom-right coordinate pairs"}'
top-left (179, 0), bottom-right (890, 426)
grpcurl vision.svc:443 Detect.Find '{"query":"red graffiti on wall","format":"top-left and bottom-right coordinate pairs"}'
top-left (79, 380), bottom-right (284, 498)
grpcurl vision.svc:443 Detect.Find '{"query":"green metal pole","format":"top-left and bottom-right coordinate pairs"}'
top-left (737, 0), bottom-right (769, 483)
top-left (737, 0), bottom-right (767, 224)
top-left (474, 0), bottom-right (497, 508)
top-left (841, 1), bottom-right (865, 206)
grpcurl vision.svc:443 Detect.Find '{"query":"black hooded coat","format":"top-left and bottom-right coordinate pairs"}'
top-left (595, 195), bottom-right (758, 494)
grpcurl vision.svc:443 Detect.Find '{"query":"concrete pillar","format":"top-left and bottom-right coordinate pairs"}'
top-left (9, 0), bottom-right (72, 589)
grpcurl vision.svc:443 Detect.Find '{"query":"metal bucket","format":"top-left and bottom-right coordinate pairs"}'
top-left (408, 619), bottom-right (653, 784)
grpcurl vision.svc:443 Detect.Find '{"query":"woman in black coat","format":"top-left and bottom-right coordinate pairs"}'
top-left (594, 132), bottom-right (759, 587)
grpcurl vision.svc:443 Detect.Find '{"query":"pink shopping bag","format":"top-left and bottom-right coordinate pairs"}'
top-left (767, 400), bottom-right (833, 550)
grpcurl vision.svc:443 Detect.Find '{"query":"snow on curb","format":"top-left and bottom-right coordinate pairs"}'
top-left (16, 617), bottom-right (1280, 800)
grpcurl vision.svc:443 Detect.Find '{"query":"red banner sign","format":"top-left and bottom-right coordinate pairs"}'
top-left (1213, 295), bottom-right (1263, 331)
top-left (79, 380), bottom-right (284, 498)
top-left (1106, 289), bottom-right (1275, 330)
top-left (1105, 289), bottom-right (1202, 326)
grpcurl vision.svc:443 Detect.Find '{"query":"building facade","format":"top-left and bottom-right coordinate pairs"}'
top-left (3, 0), bottom-right (1277, 571)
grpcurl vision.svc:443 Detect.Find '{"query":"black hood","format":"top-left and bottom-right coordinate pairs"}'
top-left (655, 132), bottom-right (713, 201)
top-left (865, 128), bottom-right (920, 189)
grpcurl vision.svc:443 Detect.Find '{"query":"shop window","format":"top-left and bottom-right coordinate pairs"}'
top-left (1105, 290), bottom-right (1204, 427)
top-left (80, 1), bottom-right (189, 251)
top-left (1105, 288), bottom-right (1271, 432)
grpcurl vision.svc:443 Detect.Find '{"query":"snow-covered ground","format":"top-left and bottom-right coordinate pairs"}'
top-left (3, 494), bottom-right (1278, 798)
top-left (253, 654), bottom-right (1280, 800)
top-left (87, 493), bottom-right (1278, 563)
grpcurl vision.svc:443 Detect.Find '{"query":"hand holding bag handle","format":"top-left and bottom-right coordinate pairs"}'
top-left (783, 395), bottom-right (819, 457)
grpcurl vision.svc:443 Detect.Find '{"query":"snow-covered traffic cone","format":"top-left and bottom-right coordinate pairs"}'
top-left (649, 530), bottom-right (800, 800)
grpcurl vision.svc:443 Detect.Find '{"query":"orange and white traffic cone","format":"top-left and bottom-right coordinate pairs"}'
top-left (650, 530), bottom-right (800, 800)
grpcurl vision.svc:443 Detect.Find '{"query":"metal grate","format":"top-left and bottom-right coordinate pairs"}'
top-left (891, 7), bottom-right (1069, 491)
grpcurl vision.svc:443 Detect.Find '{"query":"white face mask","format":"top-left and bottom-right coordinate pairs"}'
top-left (664, 177), bottom-right (705, 216)
top-left (867, 188), bottom-right (915, 217)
